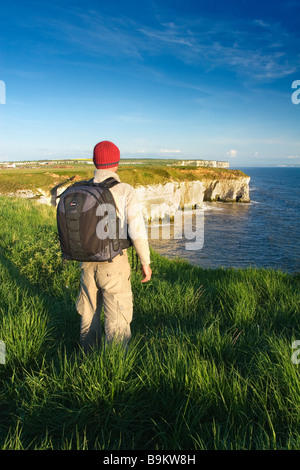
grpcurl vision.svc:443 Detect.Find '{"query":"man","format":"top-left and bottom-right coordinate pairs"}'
top-left (76, 140), bottom-right (152, 352)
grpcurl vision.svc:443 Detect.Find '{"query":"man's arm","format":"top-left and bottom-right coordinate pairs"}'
top-left (125, 185), bottom-right (152, 282)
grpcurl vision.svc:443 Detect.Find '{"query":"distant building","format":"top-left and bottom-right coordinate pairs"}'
top-left (0, 162), bottom-right (16, 169)
top-left (176, 160), bottom-right (229, 168)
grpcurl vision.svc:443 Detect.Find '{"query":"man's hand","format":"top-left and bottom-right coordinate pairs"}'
top-left (141, 264), bottom-right (152, 283)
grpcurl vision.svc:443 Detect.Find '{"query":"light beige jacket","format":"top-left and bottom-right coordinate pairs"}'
top-left (93, 169), bottom-right (150, 266)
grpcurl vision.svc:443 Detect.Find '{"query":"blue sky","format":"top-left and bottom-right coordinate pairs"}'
top-left (1, 0), bottom-right (300, 166)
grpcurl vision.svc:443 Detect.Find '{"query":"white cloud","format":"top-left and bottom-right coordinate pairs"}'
top-left (253, 19), bottom-right (270, 28)
top-left (137, 16), bottom-right (298, 80)
top-left (227, 149), bottom-right (238, 158)
top-left (28, 7), bottom-right (299, 83)
top-left (158, 149), bottom-right (181, 154)
top-left (126, 149), bottom-right (147, 154)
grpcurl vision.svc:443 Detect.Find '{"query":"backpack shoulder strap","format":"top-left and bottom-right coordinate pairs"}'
top-left (56, 177), bottom-right (120, 199)
top-left (91, 177), bottom-right (120, 189)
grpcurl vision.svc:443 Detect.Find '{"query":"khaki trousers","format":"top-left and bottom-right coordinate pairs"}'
top-left (76, 252), bottom-right (133, 351)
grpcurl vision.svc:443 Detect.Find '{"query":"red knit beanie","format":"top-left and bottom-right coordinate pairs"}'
top-left (93, 141), bottom-right (120, 169)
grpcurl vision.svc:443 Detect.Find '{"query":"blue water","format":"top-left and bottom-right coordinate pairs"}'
top-left (149, 167), bottom-right (300, 273)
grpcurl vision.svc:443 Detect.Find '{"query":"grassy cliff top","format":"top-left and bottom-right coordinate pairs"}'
top-left (0, 196), bottom-right (299, 450)
top-left (0, 160), bottom-right (249, 195)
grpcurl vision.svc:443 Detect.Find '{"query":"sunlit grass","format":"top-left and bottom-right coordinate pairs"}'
top-left (0, 196), bottom-right (299, 450)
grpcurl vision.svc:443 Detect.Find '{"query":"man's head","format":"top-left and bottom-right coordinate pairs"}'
top-left (93, 141), bottom-right (120, 171)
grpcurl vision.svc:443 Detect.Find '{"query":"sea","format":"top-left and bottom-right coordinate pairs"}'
top-left (148, 167), bottom-right (300, 274)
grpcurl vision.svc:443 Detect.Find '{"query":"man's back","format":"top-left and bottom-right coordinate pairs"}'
top-left (74, 141), bottom-right (151, 353)
top-left (93, 168), bottom-right (150, 267)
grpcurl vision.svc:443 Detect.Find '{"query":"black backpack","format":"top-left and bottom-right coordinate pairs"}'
top-left (56, 177), bottom-right (132, 262)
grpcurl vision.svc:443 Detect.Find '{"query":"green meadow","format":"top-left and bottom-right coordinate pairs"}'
top-left (0, 196), bottom-right (299, 450)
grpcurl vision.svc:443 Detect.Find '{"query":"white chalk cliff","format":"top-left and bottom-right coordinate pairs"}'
top-left (134, 176), bottom-right (250, 221)
top-left (18, 172), bottom-right (250, 221)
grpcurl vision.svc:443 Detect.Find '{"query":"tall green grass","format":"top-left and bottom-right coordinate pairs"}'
top-left (0, 196), bottom-right (299, 450)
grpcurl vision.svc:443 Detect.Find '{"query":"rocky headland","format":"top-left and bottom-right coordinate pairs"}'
top-left (134, 169), bottom-right (250, 221)
top-left (0, 163), bottom-right (250, 222)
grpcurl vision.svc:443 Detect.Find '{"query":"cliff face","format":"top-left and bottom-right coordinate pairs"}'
top-left (3, 168), bottom-right (250, 221)
top-left (134, 175), bottom-right (250, 221)
top-left (202, 176), bottom-right (250, 203)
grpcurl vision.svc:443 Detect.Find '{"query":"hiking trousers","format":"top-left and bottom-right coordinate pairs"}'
top-left (76, 252), bottom-right (133, 352)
